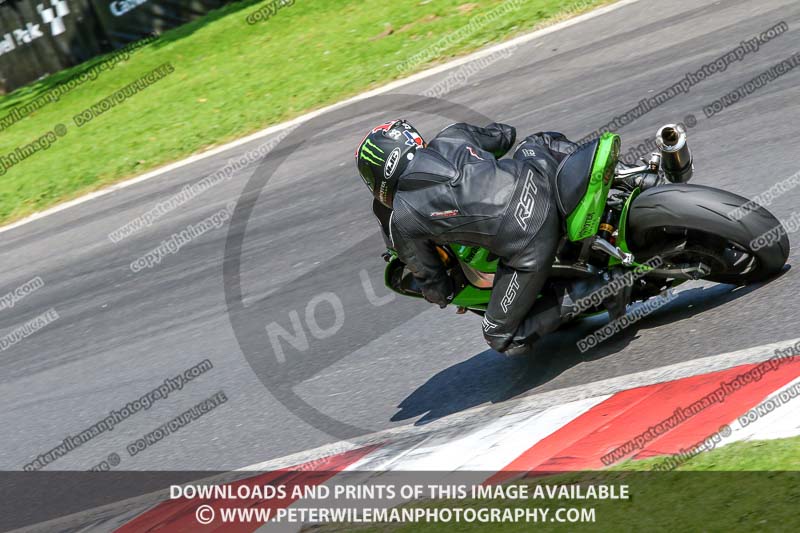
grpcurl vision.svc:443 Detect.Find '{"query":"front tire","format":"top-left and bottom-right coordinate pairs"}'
top-left (626, 184), bottom-right (789, 284)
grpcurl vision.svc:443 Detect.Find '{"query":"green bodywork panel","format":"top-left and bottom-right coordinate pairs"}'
top-left (448, 244), bottom-right (497, 308)
top-left (449, 244), bottom-right (498, 272)
top-left (451, 285), bottom-right (490, 309)
top-left (608, 186), bottom-right (640, 267)
top-left (383, 252), bottom-right (491, 309)
top-left (566, 132), bottom-right (621, 242)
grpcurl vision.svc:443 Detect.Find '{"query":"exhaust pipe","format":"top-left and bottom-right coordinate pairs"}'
top-left (655, 123), bottom-right (693, 183)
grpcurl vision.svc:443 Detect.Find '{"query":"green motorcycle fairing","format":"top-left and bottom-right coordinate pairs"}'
top-left (608, 186), bottom-right (640, 267)
top-left (566, 133), bottom-right (620, 242)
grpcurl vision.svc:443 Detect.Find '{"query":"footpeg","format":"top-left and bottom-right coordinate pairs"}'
top-left (592, 237), bottom-right (634, 266)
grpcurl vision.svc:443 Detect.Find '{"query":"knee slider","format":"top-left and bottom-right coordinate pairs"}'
top-left (484, 331), bottom-right (512, 353)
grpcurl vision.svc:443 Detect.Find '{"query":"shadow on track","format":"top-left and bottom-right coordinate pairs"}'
top-left (391, 273), bottom-right (788, 425)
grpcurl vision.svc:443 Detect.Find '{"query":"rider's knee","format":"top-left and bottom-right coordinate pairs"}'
top-left (484, 331), bottom-right (512, 353)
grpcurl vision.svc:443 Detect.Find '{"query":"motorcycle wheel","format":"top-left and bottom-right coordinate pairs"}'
top-left (626, 184), bottom-right (790, 285)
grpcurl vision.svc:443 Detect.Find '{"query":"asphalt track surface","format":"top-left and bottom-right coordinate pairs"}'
top-left (1, 0), bottom-right (799, 472)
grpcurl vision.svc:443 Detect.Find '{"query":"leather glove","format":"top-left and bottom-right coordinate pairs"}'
top-left (421, 274), bottom-right (454, 308)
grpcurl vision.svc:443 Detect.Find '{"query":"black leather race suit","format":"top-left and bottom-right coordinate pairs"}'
top-left (373, 123), bottom-right (578, 353)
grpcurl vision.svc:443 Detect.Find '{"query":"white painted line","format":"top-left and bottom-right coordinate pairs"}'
top-left (376, 395), bottom-right (609, 472)
top-left (266, 400), bottom-right (611, 533)
top-left (10, 338), bottom-right (800, 531)
top-left (0, 0), bottom-right (643, 236)
top-left (240, 337), bottom-right (800, 473)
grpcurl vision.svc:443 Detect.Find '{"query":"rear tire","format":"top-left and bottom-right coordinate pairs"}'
top-left (626, 184), bottom-right (789, 284)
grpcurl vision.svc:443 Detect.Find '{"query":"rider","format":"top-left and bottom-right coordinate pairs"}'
top-left (356, 119), bottom-right (586, 354)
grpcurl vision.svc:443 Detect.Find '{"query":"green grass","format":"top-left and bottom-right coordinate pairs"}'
top-left (313, 436), bottom-right (800, 532)
top-left (0, 0), bottom-right (614, 224)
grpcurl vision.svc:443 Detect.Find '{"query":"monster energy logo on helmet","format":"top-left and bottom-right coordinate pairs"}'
top-left (359, 138), bottom-right (385, 165)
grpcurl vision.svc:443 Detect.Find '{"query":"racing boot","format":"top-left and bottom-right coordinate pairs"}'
top-left (602, 267), bottom-right (634, 321)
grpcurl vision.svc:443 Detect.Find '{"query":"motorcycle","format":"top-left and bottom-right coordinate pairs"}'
top-left (383, 124), bottom-right (790, 332)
